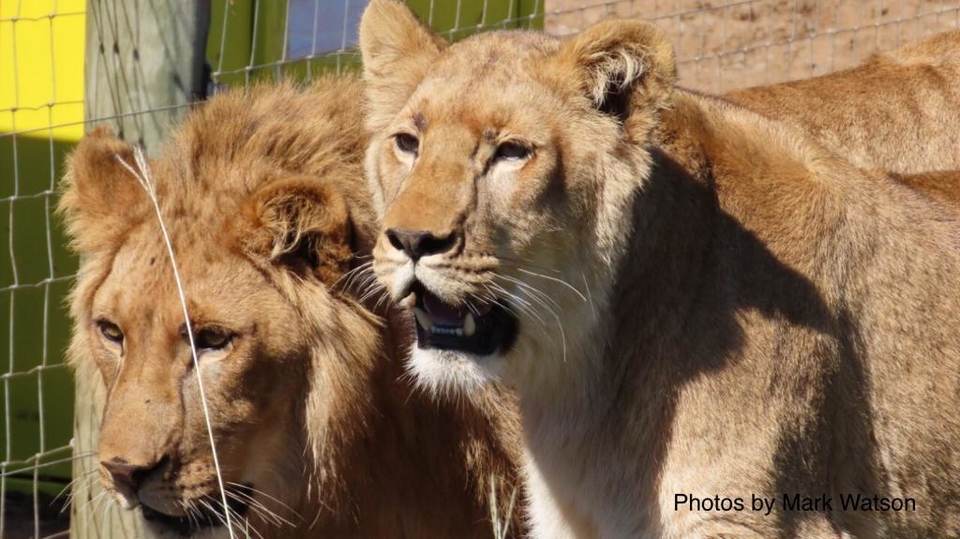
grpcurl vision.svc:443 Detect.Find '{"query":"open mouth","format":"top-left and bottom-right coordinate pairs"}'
top-left (410, 282), bottom-right (518, 356)
top-left (141, 484), bottom-right (252, 536)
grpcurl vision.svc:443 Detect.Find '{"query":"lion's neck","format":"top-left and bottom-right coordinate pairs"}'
top-left (518, 94), bottom-right (720, 411)
top-left (518, 93), bottom-right (771, 536)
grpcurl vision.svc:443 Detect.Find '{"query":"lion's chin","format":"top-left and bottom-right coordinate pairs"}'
top-left (406, 347), bottom-right (502, 398)
top-left (138, 484), bottom-right (253, 537)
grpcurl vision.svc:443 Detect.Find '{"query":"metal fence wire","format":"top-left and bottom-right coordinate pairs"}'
top-left (0, 0), bottom-right (957, 537)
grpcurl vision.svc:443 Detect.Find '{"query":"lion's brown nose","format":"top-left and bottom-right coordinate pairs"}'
top-left (101, 457), bottom-right (159, 492)
top-left (386, 228), bottom-right (458, 261)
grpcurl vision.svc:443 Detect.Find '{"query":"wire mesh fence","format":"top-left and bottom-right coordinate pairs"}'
top-left (545, 0), bottom-right (960, 92)
top-left (1, 1), bottom-right (85, 537)
top-left (1, 0), bottom-right (958, 537)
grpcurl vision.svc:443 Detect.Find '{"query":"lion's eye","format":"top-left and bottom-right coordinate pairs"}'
top-left (494, 141), bottom-right (532, 162)
top-left (394, 133), bottom-right (420, 155)
top-left (96, 319), bottom-right (124, 344)
top-left (193, 328), bottom-right (232, 351)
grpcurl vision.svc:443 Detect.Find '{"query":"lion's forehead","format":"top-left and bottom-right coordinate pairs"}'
top-left (411, 79), bottom-right (563, 150)
top-left (426, 31), bottom-right (559, 92)
top-left (112, 227), bottom-right (240, 284)
top-left (97, 230), bottom-right (276, 328)
top-left (406, 35), bottom-right (572, 142)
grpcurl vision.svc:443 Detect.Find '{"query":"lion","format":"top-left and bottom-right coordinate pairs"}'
top-left (359, 1), bottom-right (960, 537)
top-left (891, 170), bottom-right (960, 203)
top-left (59, 77), bottom-right (523, 538)
top-left (726, 29), bottom-right (960, 173)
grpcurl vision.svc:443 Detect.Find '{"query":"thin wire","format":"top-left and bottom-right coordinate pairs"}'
top-left (308, 0), bottom-right (321, 80)
top-left (34, 7), bottom-right (59, 536)
top-left (0, 102), bottom-right (193, 138)
top-left (246, 0), bottom-right (262, 87)
top-left (338, 0), bottom-right (351, 73)
top-left (215, 0), bottom-right (231, 81)
top-left (279, 0), bottom-right (291, 78)
top-left (115, 149), bottom-right (237, 539)
top-left (2, 7), bottom-right (24, 537)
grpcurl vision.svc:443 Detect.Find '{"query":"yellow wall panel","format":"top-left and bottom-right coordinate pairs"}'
top-left (0, 0), bottom-right (85, 141)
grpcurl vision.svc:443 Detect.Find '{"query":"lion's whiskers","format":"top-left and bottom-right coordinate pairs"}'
top-left (515, 267), bottom-right (587, 303)
top-left (55, 464), bottom-right (98, 510)
top-left (196, 498), bottom-right (232, 537)
top-left (490, 275), bottom-right (569, 364)
top-left (94, 490), bottom-right (112, 525)
top-left (358, 273), bottom-right (388, 304)
top-left (80, 487), bottom-right (108, 515)
top-left (351, 261), bottom-right (391, 308)
top-left (181, 498), bottom-right (202, 533)
top-left (496, 254), bottom-right (565, 275)
top-left (223, 484), bottom-right (299, 529)
top-left (75, 478), bottom-right (112, 515)
top-left (225, 480), bottom-right (301, 521)
top-left (486, 281), bottom-right (547, 327)
top-left (497, 274), bottom-right (562, 311)
top-left (332, 260), bottom-right (374, 293)
top-left (486, 282), bottom-right (546, 328)
top-left (581, 269), bottom-right (599, 318)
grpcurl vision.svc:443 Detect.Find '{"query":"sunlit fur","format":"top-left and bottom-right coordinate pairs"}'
top-left (890, 169), bottom-right (960, 203)
top-left (727, 29), bottom-right (960, 173)
top-left (60, 77), bottom-right (524, 538)
top-left (360, 1), bottom-right (960, 537)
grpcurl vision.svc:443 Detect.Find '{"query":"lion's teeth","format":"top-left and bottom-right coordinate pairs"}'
top-left (430, 326), bottom-right (464, 336)
top-left (413, 307), bottom-right (433, 331)
top-left (464, 313), bottom-right (476, 337)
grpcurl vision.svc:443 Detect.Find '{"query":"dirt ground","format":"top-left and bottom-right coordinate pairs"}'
top-left (545, 0), bottom-right (960, 92)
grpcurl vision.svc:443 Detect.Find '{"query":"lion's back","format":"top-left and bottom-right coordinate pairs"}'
top-left (725, 30), bottom-right (960, 174)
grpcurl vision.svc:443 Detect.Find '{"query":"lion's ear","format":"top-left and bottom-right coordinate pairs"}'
top-left (243, 177), bottom-right (354, 286)
top-left (59, 126), bottom-right (147, 254)
top-left (554, 19), bottom-right (676, 122)
top-left (359, 0), bottom-right (447, 132)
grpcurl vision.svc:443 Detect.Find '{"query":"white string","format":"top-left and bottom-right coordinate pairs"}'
top-left (115, 149), bottom-right (237, 539)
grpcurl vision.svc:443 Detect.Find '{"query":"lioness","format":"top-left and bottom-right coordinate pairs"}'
top-left (360, 1), bottom-right (960, 537)
top-left (727, 29), bottom-right (960, 173)
top-left (60, 78), bottom-right (522, 538)
top-left (891, 170), bottom-right (960, 203)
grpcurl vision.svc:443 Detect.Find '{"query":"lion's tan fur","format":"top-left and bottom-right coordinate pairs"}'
top-left (360, 2), bottom-right (960, 537)
top-left (891, 170), bottom-right (960, 203)
top-left (60, 77), bottom-right (523, 538)
top-left (726, 30), bottom-right (960, 173)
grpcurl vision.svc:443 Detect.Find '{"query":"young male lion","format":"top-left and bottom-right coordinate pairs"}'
top-left (727, 29), bottom-right (960, 173)
top-left (359, 1), bottom-right (960, 537)
top-left (60, 77), bottom-right (522, 538)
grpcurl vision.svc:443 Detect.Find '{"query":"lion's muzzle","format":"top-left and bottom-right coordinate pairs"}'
top-left (379, 218), bottom-right (519, 358)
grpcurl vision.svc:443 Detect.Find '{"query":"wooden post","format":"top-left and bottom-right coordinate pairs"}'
top-left (72, 1), bottom-right (210, 537)
top-left (82, 0), bottom-right (210, 153)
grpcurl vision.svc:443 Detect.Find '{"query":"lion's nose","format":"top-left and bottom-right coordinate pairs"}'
top-left (386, 228), bottom-right (458, 261)
top-left (101, 457), bottom-right (161, 492)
